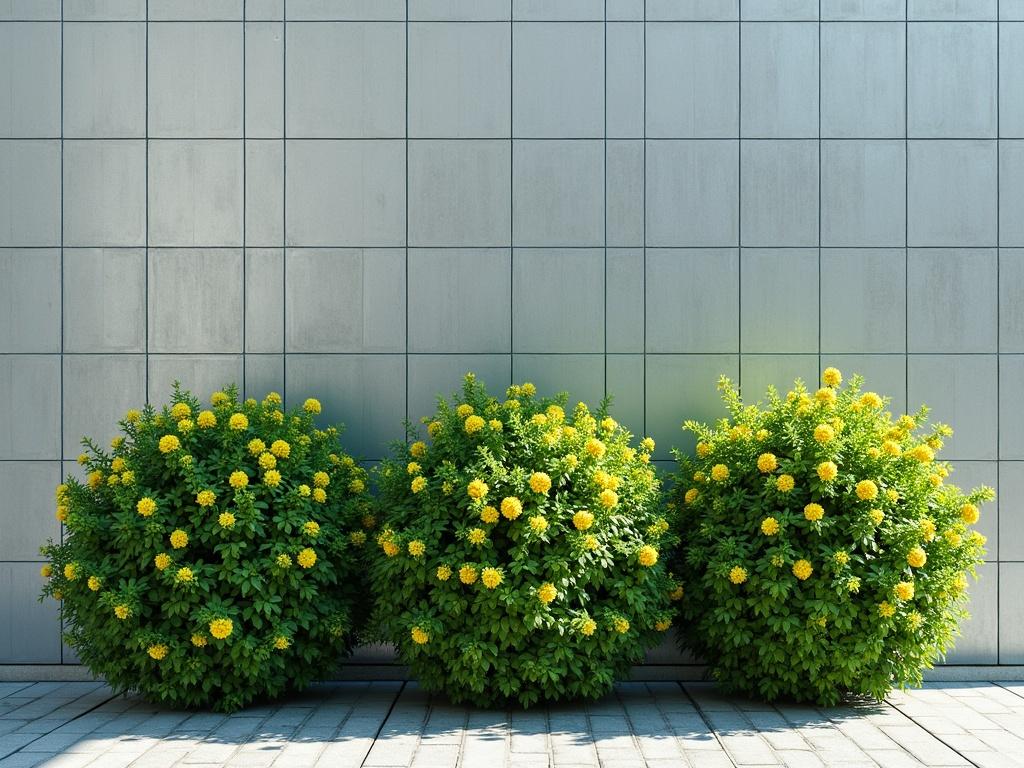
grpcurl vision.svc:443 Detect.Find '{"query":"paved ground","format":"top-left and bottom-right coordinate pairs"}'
top-left (0, 681), bottom-right (1023, 768)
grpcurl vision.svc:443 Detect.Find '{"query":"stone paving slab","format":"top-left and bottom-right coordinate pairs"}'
top-left (0, 681), bottom-right (1022, 767)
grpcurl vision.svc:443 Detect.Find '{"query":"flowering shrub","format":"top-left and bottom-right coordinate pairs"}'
top-left (672, 368), bottom-right (992, 705)
top-left (369, 374), bottom-right (678, 707)
top-left (41, 385), bottom-right (372, 712)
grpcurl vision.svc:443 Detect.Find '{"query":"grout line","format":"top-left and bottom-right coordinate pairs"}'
top-left (603, 0), bottom-right (607, 400)
top-left (58, 0), bottom-right (65, 664)
top-left (817, 0), bottom-right (822, 376)
top-left (996, 6), bottom-right (1002, 661)
top-left (642, 0), bottom-right (647, 435)
top-left (737, 11), bottom-right (742, 389)
top-left (405, 0), bottom-right (409, 428)
top-left (282, 0), bottom-right (287, 408)
top-left (242, 2), bottom-right (247, 396)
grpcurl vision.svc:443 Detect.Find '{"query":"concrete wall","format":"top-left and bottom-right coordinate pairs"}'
top-left (0, 0), bottom-right (1021, 668)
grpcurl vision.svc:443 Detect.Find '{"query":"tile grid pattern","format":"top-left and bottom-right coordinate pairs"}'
top-left (3, 681), bottom-right (1024, 767)
top-left (1, 0), bottom-right (1023, 666)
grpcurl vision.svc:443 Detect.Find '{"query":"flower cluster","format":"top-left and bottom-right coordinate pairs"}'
top-left (673, 368), bottom-right (992, 705)
top-left (369, 374), bottom-right (677, 707)
top-left (41, 385), bottom-right (372, 712)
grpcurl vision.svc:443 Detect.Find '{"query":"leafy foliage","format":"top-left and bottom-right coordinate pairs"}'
top-left (41, 385), bottom-right (372, 712)
top-left (369, 374), bottom-right (678, 707)
top-left (672, 368), bottom-right (992, 705)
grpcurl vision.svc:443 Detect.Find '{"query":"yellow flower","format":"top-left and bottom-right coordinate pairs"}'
top-left (303, 398), bottom-right (322, 414)
top-left (55, 505), bottom-right (68, 522)
top-left (175, 567), bottom-right (194, 584)
top-left (410, 441), bottom-right (427, 458)
top-left (869, 508), bottom-right (885, 525)
top-left (456, 404), bottom-right (474, 418)
top-left (696, 442), bottom-right (712, 458)
top-left (581, 618), bottom-right (598, 636)
top-left (641, 437), bottom-right (655, 452)
top-left (350, 530), bottom-right (367, 545)
top-left (882, 439), bottom-right (901, 457)
top-left (909, 445), bottom-right (934, 463)
top-left (684, 488), bottom-right (699, 505)
top-left (410, 476), bottom-right (427, 494)
top-left (500, 496), bottom-right (522, 519)
top-left (228, 413), bottom-right (249, 430)
top-left (895, 581), bottom-right (915, 601)
top-left (960, 503), bottom-right (980, 525)
top-left (170, 529), bottom-right (188, 549)
top-left (111, 457), bottom-right (126, 473)
top-left (822, 367), bottom-right (842, 387)
top-left (154, 553), bottom-right (171, 570)
top-left (638, 545), bottom-right (658, 567)
top-left (189, 633), bottom-right (208, 647)
top-left (815, 388), bottom-right (837, 406)
top-left (427, 420), bottom-right (443, 437)
top-left (459, 565), bottom-right (478, 584)
top-left (572, 510), bottom-right (594, 530)
top-left (860, 392), bottom-right (883, 409)
top-left (878, 601), bottom-right (896, 618)
top-left (599, 489), bottom-right (618, 508)
top-left (196, 490), bottom-right (216, 507)
top-left (312, 488), bottom-right (327, 503)
top-left (757, 453), bottom-right (778, 473)
top-left (585, 438), bottom-right (606, 459)
top-left (120, 470), bottom-right (135, 485)
top-left (76, 452), bottom-right (89, 465)
top-left (87, 470), bottom-right (103, 489)
top-left (107, 473), bottom-right (120, 487)
top-left (147, 644), bottom-right (168, 660)
top-left (229, 471), bottom-right (249, 489)
top-left (297, 548), bottom-right (317, 568)
top-left (211, 390), bottom-right (230, 406)
top-left (814, 424), bottom-right (835, 443)
top-left (209, 618), bottom-right (233, 639)
top-left (467, 527), bottom-right (487, 545)
top-left (298, 484), bottom-right (311, 497)
top-left (464, 415), bottom-right (485, 434)
top-left (528, 515), bottom-right (548, 534)
top-left (520, 382), bottom-right (536, 396)
top-left (886, 488), bottom-right (899, 502)
top-left (40, 564), bottom-right (52, 579)
top-left (907, 547), bottom-right (927, 568)
top-left (776, 474), bottom-right (795, 492)
top-left (761, 517), bottom-right (780, 535)
top-left (125, 409), bottom-right (141, 423)
top-left (158, 434), bottom-right (180, 453)
top-left (833, 550), bottom-right (850, 566)
top-left (920, 519), bottom-right (937, 541)
top-left (537, 582), bottom-right (558, 604)
top-left (137, 497), bottom-right (157, 517)
top-left (258, 452), bottom-right (277, 470)
top-left (792, 559), bottom-right (813, 581)
top-left (276, 553), bottom-right (292, 569)
top-left (729, 566), bottom-right (747, 585)
top-left (467, 479), bottom-right (488, 501)
top-left (313, 471), bottom-right (330, 488)
top-left (302, 520), bottom-right (320, 537)
top-left (177, 418), bottom-right (194, 434)
top-left (711, 464), bottom-right (730, 482)
top-left (803, 503), bottom-right (824, 522)
top-left (263, 469), bottom-right (281, 487)
top-left (436, 564), bottom-right (452, 581)
top-left (817, 462), bottom-right (838, 482)
top-left (218, 511), bottom-right (235, 528)
top-left (197, 410), bottom-right (217, 429)
top-left (480, 505), bottom-right (499, 524)
top-left (529, 472), bottom-right (552, 494)
top-left (411, 627), bottom-right (429, 645)
top-left (87, 575), bottom-right (101, 591)
top-left (170, 402), bottom-right (191, 421)
top-left (270, 440), bottom-right (291, 459)
top-left (481, 567), bottom-right (502, 589)
top-left (856, 479), bottom-right (878, 500)
top-left (407, 462), bottom-right (421, 475)
top-left (532, 413), bottom-right (548, 427)
top-left (114, 604), bottom-right (130, 620)
top-left (408, 540), bottom-right (425, 557)
top-left (846, 577), bottom-right (861, 593)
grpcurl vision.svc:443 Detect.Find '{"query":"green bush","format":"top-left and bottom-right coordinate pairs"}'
top-left (41, 385), bottom-right (372, 712)
top-left (672, 368), bottom-right (992, 705)
top-left (369, 374), bottom-right (679, 707)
